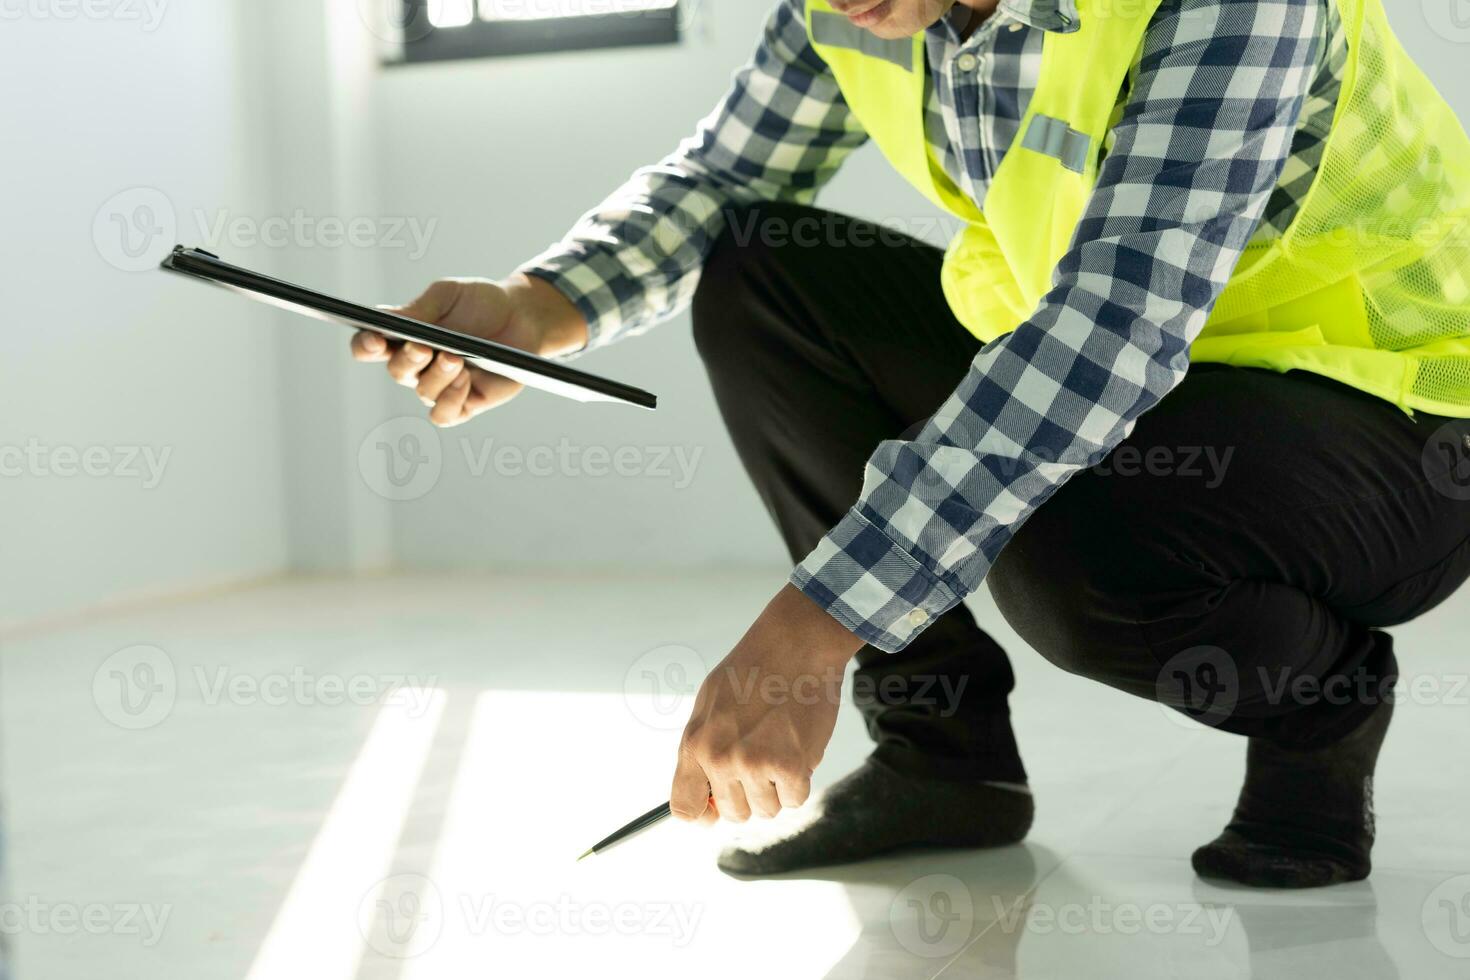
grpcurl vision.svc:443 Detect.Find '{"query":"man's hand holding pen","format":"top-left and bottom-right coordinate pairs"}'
top-left (670, 584), bottom-right (865, 826)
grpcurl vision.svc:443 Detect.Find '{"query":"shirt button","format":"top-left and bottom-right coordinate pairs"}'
top-left (906, 609), bottom-right (931, 628)
top-left (956, 53), bottom-right (979, 72)
top-left (1008, 21), bottom-right (1024, 32)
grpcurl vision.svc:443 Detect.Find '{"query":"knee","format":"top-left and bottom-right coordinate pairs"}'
top-left (990, 549), bottom-right (1113, 680)
top-left (988, 499), bottom-right (1161, 690)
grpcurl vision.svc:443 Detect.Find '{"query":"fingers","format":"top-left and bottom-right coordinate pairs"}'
top-left (744, 779), bottom-right (783, 820)
top-left (464, 371), bottom-right (524, 415)
top-left (354, 279), bottom-right (458, 366)
top-left (703, 766), bottom-right (810, 822)
top-left (352, 280), bottom-right (526, 426)
top-left (676, 758), bottom-right (808, 826)
top-left (728, 770), bottom-right (803, 821)
top-left (351, 330), bottom-right (391, 362)
top-left (415, 353), bottom-right (464, 404)
top-left (774, 770), bottom-right (813, 810)
top-left (366, 341), bottom-right (524, 428)
top-left (678, 725), bottom-right (812, 826)
top-left (670, 751), bottom-right (712, 824)
top-left (387, 342), bottom-right (435, 386)
top-left (712, 780), bottom-right (753, 823)
top-left (428, 369), bottom-right (472, 427)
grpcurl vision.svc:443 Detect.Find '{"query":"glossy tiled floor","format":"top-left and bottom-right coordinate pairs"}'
top-left (4, 571), bottom-right (1468, 978)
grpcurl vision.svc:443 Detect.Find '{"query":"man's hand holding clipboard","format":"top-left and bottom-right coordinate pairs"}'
top-left (160, 247), bottom-right (657, 417)
top-left (350, 274), bottom-right (598, 427)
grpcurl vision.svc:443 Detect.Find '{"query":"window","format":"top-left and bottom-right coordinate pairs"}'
top-left (392, 0), bottom-right (683, 63)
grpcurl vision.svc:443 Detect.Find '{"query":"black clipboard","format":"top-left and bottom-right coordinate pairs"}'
top-left (159, 246), bottom-right (657, 410)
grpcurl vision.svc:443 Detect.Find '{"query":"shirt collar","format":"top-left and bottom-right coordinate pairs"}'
top-left (999, 0), bottom-right (1080, 32)
top-left (931, 0), bottom-right (1080, 40)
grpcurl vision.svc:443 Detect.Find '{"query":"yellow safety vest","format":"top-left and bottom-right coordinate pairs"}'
top-left (805, 0), bottom-right (1470, 416)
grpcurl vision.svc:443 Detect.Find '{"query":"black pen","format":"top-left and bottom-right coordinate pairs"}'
top-left (576, 795), bottom-right (714, 861)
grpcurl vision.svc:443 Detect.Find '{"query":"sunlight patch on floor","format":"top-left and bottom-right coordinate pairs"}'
top-left (242, 689), bottom-right (446, 980)
top-left (388, 691), bottom-right (861, 980)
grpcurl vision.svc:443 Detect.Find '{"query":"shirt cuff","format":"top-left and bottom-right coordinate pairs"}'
top-left (790, 508), bottom-right (968, 654)
top-left (517, 247), bottom-right (627, 355)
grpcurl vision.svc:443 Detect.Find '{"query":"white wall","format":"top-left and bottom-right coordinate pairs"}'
top-left (0, 2), bottom-right (293, 627)
top-left (239, 0), bottom-right (396, 576)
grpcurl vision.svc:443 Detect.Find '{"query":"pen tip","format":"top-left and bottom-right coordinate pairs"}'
top-left (576, 848), bottom-right (595, 862)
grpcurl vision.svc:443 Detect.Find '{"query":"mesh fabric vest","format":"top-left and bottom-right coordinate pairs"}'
top-left (805, 0), bottom-right (1470, 416)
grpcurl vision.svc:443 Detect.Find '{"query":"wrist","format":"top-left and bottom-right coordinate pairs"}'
top-left (506, 271), bottom-right (589, 356)
top-left (771, 583), bottom-right (865, 667)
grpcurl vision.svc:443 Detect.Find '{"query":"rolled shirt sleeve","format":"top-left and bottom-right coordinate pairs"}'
top-left (793, 0), bottom-right (1324, 651)
top-left (520, 0), bottom-right (867, 351)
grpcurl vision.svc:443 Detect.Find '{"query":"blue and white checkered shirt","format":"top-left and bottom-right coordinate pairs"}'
top-left (524, 0), bottom-right (1339, 652)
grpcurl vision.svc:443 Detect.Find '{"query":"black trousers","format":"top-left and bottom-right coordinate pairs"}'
top-left (692, 202), bottom-right (1470, 781)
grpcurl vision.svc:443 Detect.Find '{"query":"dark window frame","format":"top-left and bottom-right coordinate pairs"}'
top-left (390, 0), bottom-right (682, 64)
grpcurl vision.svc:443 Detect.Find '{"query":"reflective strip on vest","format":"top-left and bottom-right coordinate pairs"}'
top-left (1020, 115), bottom-right (1092, 174)
top-left (809, 11), bottom-right (914, 71)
